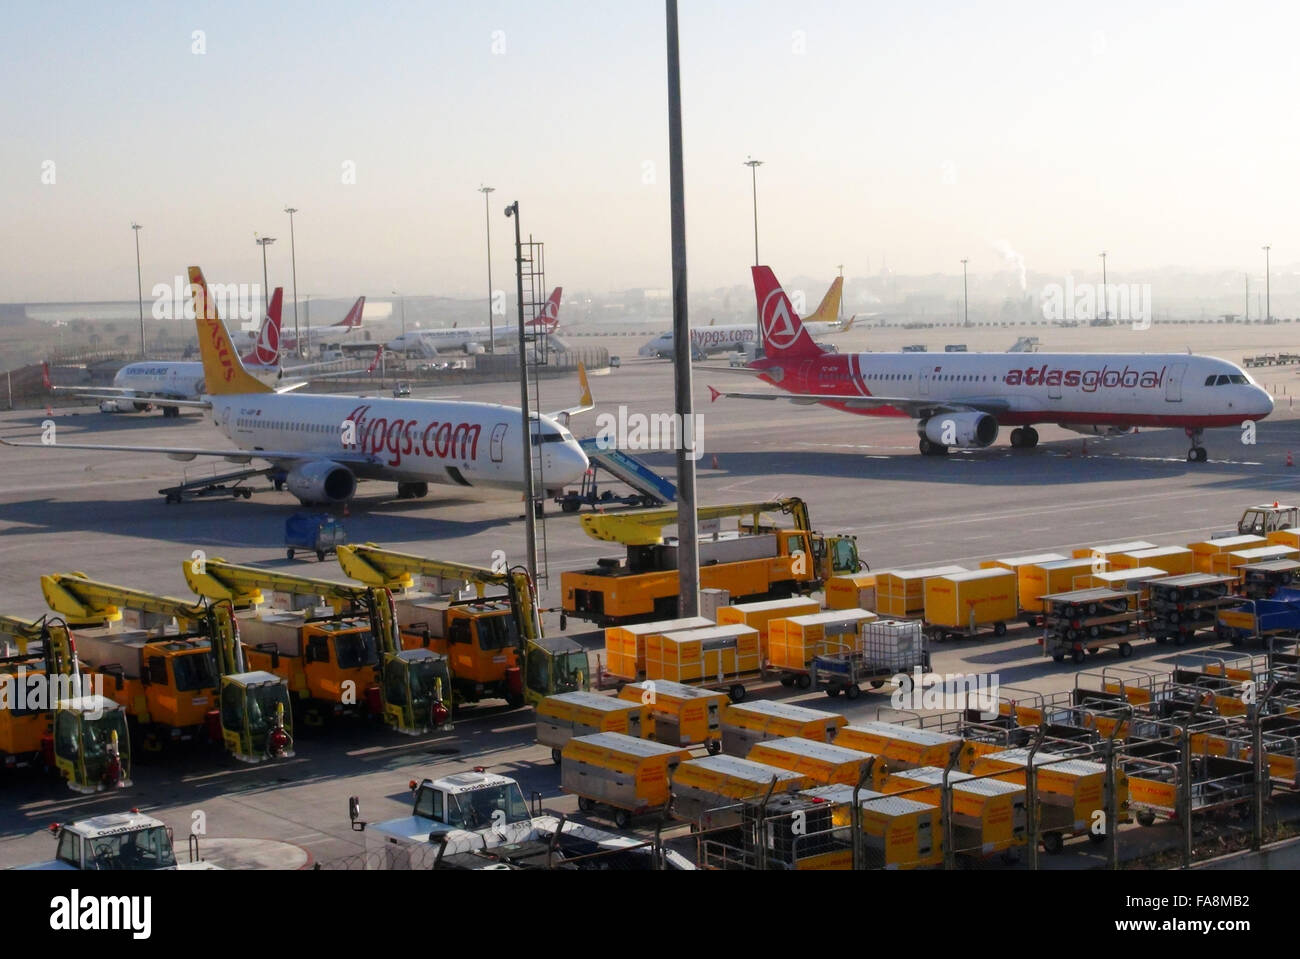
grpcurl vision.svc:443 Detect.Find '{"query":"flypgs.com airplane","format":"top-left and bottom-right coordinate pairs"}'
top-left (9, 267), bottom-right (592, 505)
top-left (639, 276), bottom-right (854, 359)
top-left (709, 266), bottom-right (1273, 462)
top-left (386, 287), bottom-right (562, 357)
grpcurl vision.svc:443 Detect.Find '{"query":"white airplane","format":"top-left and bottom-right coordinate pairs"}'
top-left (277, 296), bottom-right (366, 355)
top-left (639, 276), bottom-right (854, 359)
top-left (708, 266), bottom-right (1274, 462)
top-left (7, 267), bottom-right (592, 505)
top-left (387, 288), bottom-right (562, 358)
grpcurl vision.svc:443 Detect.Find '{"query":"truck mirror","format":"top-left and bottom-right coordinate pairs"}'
top-left (348, 796), bottom-right (364, 831)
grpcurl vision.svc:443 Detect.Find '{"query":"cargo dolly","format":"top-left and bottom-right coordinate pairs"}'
top-left (1040, 588), bottom-right (1140, 664)
top-left (1146, 573), bottom-right (1238, 646)
top-left (810, 619), bottom-right (929, 700)
top-left (1238, 559), bottom-right (1300, 600)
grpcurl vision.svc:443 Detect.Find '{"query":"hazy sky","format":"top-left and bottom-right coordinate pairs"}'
top-left (2, 1), bottom-right (1296, 303)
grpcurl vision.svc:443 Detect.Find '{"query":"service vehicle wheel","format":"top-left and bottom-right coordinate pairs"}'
top-left (317, 550), bottom-right (326, 561)
top-left (1052, 653), bottom-right (1066, 663)
top-left (1137, 811), bottom-right (1157, 827)
top-left (1088, 831), bottom-right (1107, 845)
top-left (844, 684), bottom-right (861, 701)
top-left (826, 687), bottom-right (842, 698)
top-left (993, 621), bottom-right (1007, 637)
top-left (1072, 648), bottom-right (1086, 665)
top-left (578, 796), bottom-right (593, 812)
top-left (1042, 833), bottom-right (1065, 855)
top-left (551, 748), bottom-right (562, 765)
top-left (286, 549), bottom-right (295, 560)
top-left (870, 679), bottom-right (886, 689)
top-left (795, 674), bottom-right (812, 690)
top-left (706, 740), bottom-right (721, 755)
top-left (729, 685), bottom-right (746, 703)
top-left (780, 676), bottom-right (794, 687)
top-left (1118, 642), bottom-right (1133, 658)
top-left (614, 809), bottom-right (632, 830)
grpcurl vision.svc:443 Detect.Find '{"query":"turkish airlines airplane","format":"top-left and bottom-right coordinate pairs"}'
top-left (709, 266), bottom-right (1274, 462)
top-left (277, 296), bottom-right (366, 355)
top-left (639, 276), bottom-right (854, 359)
top-left (386, 287), bottom-right (562, 357)
top-left (9, 267), bottom-right (592, 505)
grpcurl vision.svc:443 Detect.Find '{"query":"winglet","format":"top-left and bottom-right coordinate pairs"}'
top-left (708, 385), bottom-right (722, 403)
top-left (578, 361), bottom-right (592, 407)
top-left (41, 362), bottom-right (52, 391)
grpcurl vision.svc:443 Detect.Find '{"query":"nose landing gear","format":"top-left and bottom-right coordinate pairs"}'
top-left (1185, 428), bottom-right (1207, 463)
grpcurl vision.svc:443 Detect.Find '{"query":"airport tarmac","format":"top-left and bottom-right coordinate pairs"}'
top-left (3, 323), bottom-right (1300, 867)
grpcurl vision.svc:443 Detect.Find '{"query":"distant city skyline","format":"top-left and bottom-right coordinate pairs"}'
top-left (2, 1), bottom-right (1297, 302)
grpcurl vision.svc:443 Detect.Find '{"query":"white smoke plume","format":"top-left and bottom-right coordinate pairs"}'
top-left (992, 240), bottom-right (1026, 292)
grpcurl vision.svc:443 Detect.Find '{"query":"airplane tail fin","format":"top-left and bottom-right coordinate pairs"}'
top-left (805, 276), bottom-right (843, 325)
top-left (41, 361), bottom-right (52, 391)
top-left (245, 287), bottom-right (283, 366)
top-left (189, 266), bottom-right (274, 395)
top-left (528, 287), bottom-right (562, 332)
top-left (336, 296), bottom-right (366, 329)
top-left (752, 266), bottom-right (825, 360)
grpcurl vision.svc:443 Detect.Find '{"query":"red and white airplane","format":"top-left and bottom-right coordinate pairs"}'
top-left (386, 287), bottom-right (562, 357)
top-left (276, 295), bottom-right (366, 355)
top-left (12, 268), bottom-right (591, 505)
top-left (709, 266), bottom-right (1274, 462)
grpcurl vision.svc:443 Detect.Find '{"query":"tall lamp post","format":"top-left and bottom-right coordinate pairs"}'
top-left (505, 201), bottom-right (537, 584)
top-left (1099, 251), bottom-right (1108, 323)
top-left (744, 157), bottom-right (763, 348)
top-left (131, 223), bottom-right (145, 357)
top-left (284, 208), bottom-right (301, 356)
top-left (479, 186), bottom-right (496, 353)
top-left (961, 258), bottom-right (969, 327)
top-left (391, 291), bottom-right (406, 354)
top-left (255, 235), bottom-right (276, 326)
top-left (1263, 246), bottom-right (1271, 322)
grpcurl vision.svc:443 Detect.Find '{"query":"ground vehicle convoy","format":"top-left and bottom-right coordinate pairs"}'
top-left (182, 557), bottom-right (450, 735)
top-left (561, 498), bottom-right (862, 626)
top-left (337, 543), bottom-right (588, 708)
top-left (0, 615), bottom-right (131, 793)
top-left (40, 573), bottom-right (293, 764)
top-left (18, 811), bottom-right (219, 870)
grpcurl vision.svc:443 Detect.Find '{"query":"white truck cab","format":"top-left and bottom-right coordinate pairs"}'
top-left (17, 812), bottom-right (219, 870)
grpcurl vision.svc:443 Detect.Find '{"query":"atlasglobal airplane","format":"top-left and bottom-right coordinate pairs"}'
top-left (9, 267), bottom-right (591, 505)
top-left (709, 266), bottom-right (1273, 462)
top-left (387, 287), bottom-right (562, 357)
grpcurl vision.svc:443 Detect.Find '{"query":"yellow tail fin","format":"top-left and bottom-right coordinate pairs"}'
top-left (189, 266), bottom-right (274, 395)
top-left (805, 276), bottom-right (843, 324)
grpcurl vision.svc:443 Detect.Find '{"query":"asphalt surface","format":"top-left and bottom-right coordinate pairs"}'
top-left (3, 319), bottom-right (1300, 867)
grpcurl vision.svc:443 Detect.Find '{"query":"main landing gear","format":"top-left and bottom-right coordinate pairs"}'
top-left (396, 481), bottom-right (430, 499)
top-left (1009, 427), bottom-right (1039, 449)
top-left (918, 436), bottom-right (949, 456)
top-left (1185, 428), bottom-right (1207, 463)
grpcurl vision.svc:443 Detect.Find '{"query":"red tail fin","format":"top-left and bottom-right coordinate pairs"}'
top-left (528, 287), bottom-right (562, 332)
top-left (244, 287), bottom-right (283, 366)
top-left (752, 266), bottom-right (824, 359)
top-left (41, 361), bottom-right (52, 391)
top-left (336, 296), bottom-right (365, 329)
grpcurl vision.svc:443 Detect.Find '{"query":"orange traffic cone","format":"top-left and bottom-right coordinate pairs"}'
top-left (1287, 452), bottom-right (1294, 468)
top-left (711, 454), bottom-right (719, 469)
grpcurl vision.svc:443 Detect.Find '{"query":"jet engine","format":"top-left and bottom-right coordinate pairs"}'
top-left (285, 460), bottom-right (357, 504)
top-left (922, 412), bottom-right (999, 448)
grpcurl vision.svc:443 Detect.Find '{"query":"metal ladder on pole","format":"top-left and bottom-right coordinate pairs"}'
top-left (520, 237), bottom-right (549, 586)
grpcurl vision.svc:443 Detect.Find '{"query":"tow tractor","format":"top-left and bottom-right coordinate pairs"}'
top-left (1236, 503), bottom-right (1299, 537)
top-left (182, 557), bottom-right (452, 734)
top-left (337, 544), bottom-right (589, 708)
top-left (561, 497), bottom-right (863, 626)
top-left (18, 811), bottom-right (219, 870)
top-left (40, 573), bottom-right (294, 764)
top-left (0, 615), bottom-right (131, 793)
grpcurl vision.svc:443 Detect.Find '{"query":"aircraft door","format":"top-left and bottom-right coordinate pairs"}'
top-left (1165, 363), bottom-right (1186, 402)
top-left (919, 366), bottom-right (931, 396)
top-left (490, 423), bottom-right (507, 462)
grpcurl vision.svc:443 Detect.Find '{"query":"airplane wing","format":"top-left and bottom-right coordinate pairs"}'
top-left (0, 436), bottom-right (379, 467)
top-left (705, 386), bottom-right (1009, 418)
top-left (63, 388), bottom-right (211, 410)
top-left (547, 363), bottom-right (594, 425)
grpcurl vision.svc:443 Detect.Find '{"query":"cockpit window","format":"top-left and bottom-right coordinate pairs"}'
top-left (1217, 375), bottom-right (1230, 386)
top-left (1230, 374), bottom-right (1247, 384)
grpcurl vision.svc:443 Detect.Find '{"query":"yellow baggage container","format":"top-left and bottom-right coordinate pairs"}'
top-left (1211, 544), bottom-right (1300, 577)
top-left (561, 732), bottom-right (692, 821)
top-left (801, 785), bottom-right (942, 869)
top-left (747, 737), bottom-right (888, 788)
top-left (671, 755), bottom-right (812, 829)
top-left (1110, 546), bottom-right (1195, 575)
top-left (1267, 529), bottom-right (1300, 550)
top-left (825, 572), bottom-right (881, 611)
top-left (982, 552), bottom-right (1066, 574)
top-left (1019, 558), bottom-right (1099, 612)
top-left (883, 765), bottom-right (1027, 854)
top-left (1189, 534), bottom-right (1266, 573)
top-left (876, 566), bottom-right (967, 618)
top-left (617, 679), bottom-right (728, 747)
top-left (768, 609), bottom-right (876, 672)
top-left (604, 616), bottom-right (713, 682)
top-left (834, 721), bottom-right (964, 771)
top-left (970, 748), bottom-right (1127, 839)
top-left (644, 624), bottom-right (761, 685)
top-left (1071, 541), bottom-right (1157, 560)
top-left (1082, 566), bottom-right (1170, 607)
top-left (535, 691), bottom-right (650, 763)
top-left (720, 700), bottom-right (846, 756)
top-left (716, 597), bottom-right (819, 652)
top-left (923, 568), bottom-right (1017, 630)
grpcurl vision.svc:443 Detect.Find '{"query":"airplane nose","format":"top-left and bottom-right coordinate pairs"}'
top-left (557, 442), bottom-right (590, 485)
top-left (1258, 387), bottom-right (1275, 417)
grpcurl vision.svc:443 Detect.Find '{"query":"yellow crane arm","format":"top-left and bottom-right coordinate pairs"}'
top-left (0, 614), bottom-right (46, 655)
top-left (578, 498), bottom-right (810, 546)
top-left (183, 558), bottom-right (362, 613)
top-left (42, 573), bottom-right (207, 628)
top-left (0, 616), bottom-right (79, 681)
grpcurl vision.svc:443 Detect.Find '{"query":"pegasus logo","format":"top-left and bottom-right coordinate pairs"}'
top-left (253, 316), bottom-right (279, 366)
top-left (761, 288), bottom-right (800, 350)
top-left (193, 282), bottom-right (235, 383)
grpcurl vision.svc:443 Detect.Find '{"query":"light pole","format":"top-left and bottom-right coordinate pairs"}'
top-left (1099, 251), bottom-right (1108, 323)
top-left (391, 291), bottom-right (406, 354)
top-left (479, 186), bottom-right (496, 353)
top-left (1263, 246), bottom-right (1271, 322)
top-left (131, 223), bottom-right (145, 357)
top-left (961, 258), bottom-right (969, 327)
top-left (284, 207), bottom-right (301, 356)
top-left (505, 200), bottom-right (537, 584)
top-left (255, 235), bottom-right (276, 326)
top-left (744, 157), bottom-right (763, 349)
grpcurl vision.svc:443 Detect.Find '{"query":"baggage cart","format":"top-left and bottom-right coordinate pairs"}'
top-left (561, 731), bottom-right (692, 829)
top-left (284, 512), bottom-right (348, 561)
top-left (671, 755), bottom-right (811, 830)
top-left (923, 568), bottom-right (1017, 640)
top-left (535, 691), bottom-right (651, 765)
top-left (719, 699), bottom-right (846, 756)
top-left (1040, 587), bottom-right (1140, 664)
top-left (812, 618), bottom-right (928, 699)
top-left (617, 679), bottom-right (727, 752)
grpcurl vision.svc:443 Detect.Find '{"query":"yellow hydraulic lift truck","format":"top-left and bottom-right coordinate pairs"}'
top-left (561, 498), bottom-right (863, 626)
top-left (40, 573), bottom-right (293, 764)
top-left (0, 615), bottom-right (131, 793)
top-left (337, 543), bottom-right (590, 708)
top-left (182, 557), bottom-right (452, 735)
